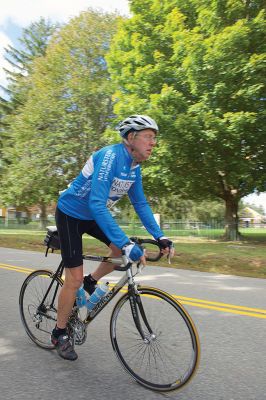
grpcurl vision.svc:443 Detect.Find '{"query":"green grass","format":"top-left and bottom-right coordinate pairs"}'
top-left (171, 238), bottom-right (266, 278)
top-left (0, 230), bottom-right (266, 279)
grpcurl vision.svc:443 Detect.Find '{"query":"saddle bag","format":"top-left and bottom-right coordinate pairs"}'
top-left (44, 227), bottom-right (60, 255)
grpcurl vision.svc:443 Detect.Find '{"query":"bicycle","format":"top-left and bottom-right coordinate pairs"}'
top-left (19, 227), bottom-right (200, 392)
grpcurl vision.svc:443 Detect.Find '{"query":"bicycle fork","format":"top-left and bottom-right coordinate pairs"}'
top-left (127, 270), bottom-right (156, 344)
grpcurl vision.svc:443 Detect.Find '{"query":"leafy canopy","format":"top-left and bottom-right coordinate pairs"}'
top-left (108, 0), bottom-right (266, 202)
top-left (1, 10), bottom-right (119, 208)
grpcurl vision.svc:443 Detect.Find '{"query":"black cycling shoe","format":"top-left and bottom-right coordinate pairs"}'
top-left (51, 333), bottom-right (78, 361)
top-left (83, 274), bottom-right (97, 295)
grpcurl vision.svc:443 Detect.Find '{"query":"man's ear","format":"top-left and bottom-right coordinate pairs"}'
top-left (126, 132), bottom-right (133, 142)
top-left (126, 131), bottom-right (136, 144)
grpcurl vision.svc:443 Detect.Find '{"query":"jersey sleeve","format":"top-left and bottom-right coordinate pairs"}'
top-left (128, 168), bottom-right (164, 240)
top-left (88, 148), bottom-right (130, 249)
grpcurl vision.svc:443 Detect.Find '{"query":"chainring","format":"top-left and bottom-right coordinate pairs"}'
top-left (67, 312), bottom-right (87, 345)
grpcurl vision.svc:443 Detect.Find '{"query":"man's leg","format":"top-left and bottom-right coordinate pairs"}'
top-left (83, 243), bottom-right (121, 294)
top-left (91, 243), bottom-right (121, 280)
top-left (57, 265), bottom-right (84, 328)
top-left (51, 265), bottom-right (83, 361)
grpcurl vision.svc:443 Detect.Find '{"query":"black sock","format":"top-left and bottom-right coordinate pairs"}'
top-left (52, 326), bottom-right (67, 338)
top-left (86, 274), bottom-right (97, 283)
top-left (83, 274), bottom-right (97, 295)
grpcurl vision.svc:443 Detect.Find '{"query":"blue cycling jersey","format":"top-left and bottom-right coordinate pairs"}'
top-left (58, 143), bottom-right (163, 249)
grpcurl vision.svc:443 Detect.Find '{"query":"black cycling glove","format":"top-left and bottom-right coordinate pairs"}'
top-left (157, 236), bottom-right (173, 250)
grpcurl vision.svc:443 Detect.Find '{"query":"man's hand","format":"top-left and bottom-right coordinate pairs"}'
top-left (157, 237), bottom-right (175, 258)
top-left (122, 242), bottom-right (146, 264)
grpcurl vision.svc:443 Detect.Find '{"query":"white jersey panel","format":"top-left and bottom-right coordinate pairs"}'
top-left (82, 156), bottom-right (94, 178)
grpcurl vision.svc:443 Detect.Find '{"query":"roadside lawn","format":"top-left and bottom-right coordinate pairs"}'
top-left (0, 230), bottom-right (265, 279)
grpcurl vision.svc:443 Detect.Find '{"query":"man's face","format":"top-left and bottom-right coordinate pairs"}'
top-left (127, 129), bottom-right (157, 162)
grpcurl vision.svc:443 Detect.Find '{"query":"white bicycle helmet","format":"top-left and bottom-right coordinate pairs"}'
top-left (116, 115), bottom-right (159, 138)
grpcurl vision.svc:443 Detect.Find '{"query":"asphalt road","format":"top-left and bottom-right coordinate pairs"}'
top-left (0, 247), bottom-right (266, 400)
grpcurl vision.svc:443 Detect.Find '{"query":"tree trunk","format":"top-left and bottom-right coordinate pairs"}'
top-left (39, 203), bottom-right (48, 230)
top-left (218, 171), bottom-right (241, 241)
top-left (224, 195), bottom-right (241, 241)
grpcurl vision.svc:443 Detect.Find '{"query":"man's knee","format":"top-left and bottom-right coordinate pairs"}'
top-left (64, 266), bottom-right (84, 290)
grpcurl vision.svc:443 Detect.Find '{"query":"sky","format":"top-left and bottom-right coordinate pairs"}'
top-left (0, 0), bottom-right (265, 213)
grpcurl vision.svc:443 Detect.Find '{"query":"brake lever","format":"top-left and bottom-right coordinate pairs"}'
top-left (167, 244), bottom-right (175, 265)
top-left (136, 261), bottom-right (145, 274)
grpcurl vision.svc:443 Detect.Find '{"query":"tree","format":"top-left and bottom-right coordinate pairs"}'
top-left (1, 10), bottom-right (119, 227)
top-left (107, 0), bottom-right (266, 240)
top-left (0, 18), bottom-right (58, 211)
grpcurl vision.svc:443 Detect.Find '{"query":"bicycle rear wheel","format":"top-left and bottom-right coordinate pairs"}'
top-left (110, 286), bottom-right (200, 392)
top-left (19, 269), bottom-right (63, 349)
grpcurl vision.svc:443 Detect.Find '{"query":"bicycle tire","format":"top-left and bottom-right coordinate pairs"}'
top-left (110, 286), bottom-right (200, 392)
top-left (19, 269), bottom-right (63, 349)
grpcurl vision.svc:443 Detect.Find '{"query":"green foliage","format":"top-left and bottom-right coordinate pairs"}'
top-left (107, 0), bottom-right (266, 239)
top-left (0, 10), bottom-right (119, 208)
top-left (116, 193), bottom-right (225, 223)
top-left (0, 18), bottom-right (58, 193)
top-left (1, 2), bottom-right (265, 242)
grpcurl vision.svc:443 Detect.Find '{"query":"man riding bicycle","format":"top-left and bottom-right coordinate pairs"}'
top-left (52, 114), bottom-right (174, 360)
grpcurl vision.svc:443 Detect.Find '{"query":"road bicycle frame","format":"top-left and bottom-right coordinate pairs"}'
top-left (38, 239), bottom-right (162, 336)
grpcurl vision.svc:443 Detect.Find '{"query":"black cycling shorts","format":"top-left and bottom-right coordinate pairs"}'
top-left (55, 207), bottom-right (111, 268)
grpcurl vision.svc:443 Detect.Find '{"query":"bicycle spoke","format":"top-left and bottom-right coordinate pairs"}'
top-left (19, 270), bottom-right (62, 349)
top-left (110, 287), bottom-right (200, 391)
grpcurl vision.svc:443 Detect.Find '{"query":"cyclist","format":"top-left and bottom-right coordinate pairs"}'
top-left (52, 114), bottom-right (174, 360)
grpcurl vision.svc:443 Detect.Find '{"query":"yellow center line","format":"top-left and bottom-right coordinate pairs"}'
top-left (1, 263), bottom-right (266, 319)
top-left (106, 283), bottom-right (266, 319)
top-left (180, 301), bottom-right (266, 319)
top-left (173, 295), bottom-right (266, 314)
top-left (0, 262), bottom-right (35, 274)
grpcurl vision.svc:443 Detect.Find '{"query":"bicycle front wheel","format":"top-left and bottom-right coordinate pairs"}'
top-left (110, 286), bottom-right (200, 392)
top-left (19, 269), bottom-right (63, 349)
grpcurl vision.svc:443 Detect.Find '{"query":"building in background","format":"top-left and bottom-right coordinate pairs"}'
top-left (239, 207), bottom-right (266, 228)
